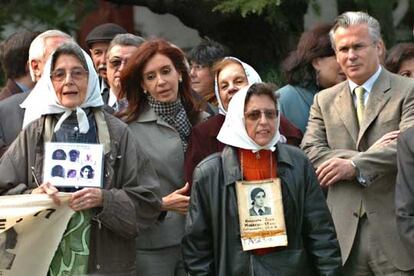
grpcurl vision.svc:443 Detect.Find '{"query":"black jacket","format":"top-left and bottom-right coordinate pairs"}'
top-left (182, 144), bottom-right (342, 276)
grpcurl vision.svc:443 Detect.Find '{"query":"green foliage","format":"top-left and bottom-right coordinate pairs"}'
top-left (0, 0), bottom-right (96, 39)
top-left (308, 0), bottom-right (321, 17)
top-left (260, 67), bottom-right (285, 87)
top-left (210, 0), bottom-right (283, 17)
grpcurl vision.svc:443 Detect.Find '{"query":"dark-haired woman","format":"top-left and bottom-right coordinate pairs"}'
top-left (277, 23), bottom-right (346, 134)
top-left (120, 39), bottom-right (207, 275)
top-left (385, 42), bottom-right (414, 78)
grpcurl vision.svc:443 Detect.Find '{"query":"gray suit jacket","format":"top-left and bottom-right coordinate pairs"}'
top-left (301, 69), bottom-right (414, 270)
top-left (396, 126), bottom-right (414, 258)
top-left (0, 92), bottom-right (28, 157)
top-left (0, 79), bottom-right (24, 101)
top-left (129, 104), bottom-right (206, 250)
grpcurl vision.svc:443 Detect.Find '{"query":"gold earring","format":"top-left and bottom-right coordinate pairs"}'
top-left (143, 89), bottom-right (147, 94)
top-left (179, 76), bottom-right (182, 83)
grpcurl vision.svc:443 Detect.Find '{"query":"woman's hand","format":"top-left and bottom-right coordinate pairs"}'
top-left (32, 182), bottom-right (61, 206)
top-left (162, 183), bottom-right (190, 215)
top-left (69, 188), bottom-right (103, 212)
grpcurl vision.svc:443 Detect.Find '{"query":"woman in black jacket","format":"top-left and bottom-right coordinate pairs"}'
top-left (182, 83), bottom-right (342, 276)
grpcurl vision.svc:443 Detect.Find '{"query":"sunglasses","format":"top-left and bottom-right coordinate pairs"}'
top-left (108, 58), bottom-right (128, 70)
top-left (244, 109), bottom-right (278, 121)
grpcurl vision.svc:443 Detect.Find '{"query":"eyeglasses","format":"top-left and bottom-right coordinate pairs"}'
top-left (244, 109), bottom-right (278, 121)
top-left (51, 68), bottom-right (88, 82)
top-left (108, 58), bottom-right (128, 70)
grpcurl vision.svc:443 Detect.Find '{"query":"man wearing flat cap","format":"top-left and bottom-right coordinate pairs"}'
top-left (85, 23), bottom-right (126, 103)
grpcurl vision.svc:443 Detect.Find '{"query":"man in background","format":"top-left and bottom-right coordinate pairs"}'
top-left (0, 30), bottom-right (73, 157)
top-left (105, 33), bottom-right (144, 112)
top-left (0, 31), bottom-right (38, 101)
top-left (85, 23), bottom-right (126, 103)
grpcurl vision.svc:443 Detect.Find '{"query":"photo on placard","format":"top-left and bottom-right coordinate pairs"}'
top-left (51, 165), bottom-right (65, 178)
top-left (248, 186), bottom-right (272, 217)
top-left (80, 165), bottom-right (94, 179)
top-left (68, 149), bottom-right (80, 162)
top-left (51, 149), bottom-right (66, 161)
top-left (66, 169), bottom-right (77, 178)
top-left (235, 179), bottom-right (287, 251)
top-left (43, 142), bottom-right (104, 188)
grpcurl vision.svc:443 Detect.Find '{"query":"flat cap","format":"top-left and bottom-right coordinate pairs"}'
top-left (85, 23), bottom-right (127, 47)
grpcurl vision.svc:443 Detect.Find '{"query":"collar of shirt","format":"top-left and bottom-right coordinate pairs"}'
top-left (348, 66), bottom-right (382, 105)
top-left (348, 66), bottom-right (382, 94)
top-left (254, 207), bottom-right (264, 214)
top-left (108, 89), bottom-right (118, 108)
top-left (100, 78), bottom-right (108, 94)
top-left (15, 81), bottom-right (31, 93)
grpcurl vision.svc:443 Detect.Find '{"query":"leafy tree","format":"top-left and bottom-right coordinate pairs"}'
top-left (109, 0), bottom-right (308, 84)
top-left (0, 0), bottom-right (96, 86)
top-left (209, 0), bottom-right (284, 17)
top-left (0, 0), bottom-right (96, 39)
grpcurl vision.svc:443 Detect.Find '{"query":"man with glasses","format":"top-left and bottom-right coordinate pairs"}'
top-left (302, 11), bottom-right (414, 274)
top-left (105, 34), bottom-right (144, 112)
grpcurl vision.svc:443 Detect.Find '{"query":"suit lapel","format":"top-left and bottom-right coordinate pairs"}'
top-left (357, 70), bottom-right (391, 146)
top-left (334, 84), bottom-right (359, 144)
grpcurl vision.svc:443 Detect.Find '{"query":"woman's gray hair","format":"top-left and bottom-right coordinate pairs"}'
top-left (51, 42), bottom-right (88, 71)
top-left (329, 11), bottom-right (382, 50)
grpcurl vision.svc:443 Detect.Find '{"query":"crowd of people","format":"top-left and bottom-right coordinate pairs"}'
top-left (0, 9), bottom-right (414, 276)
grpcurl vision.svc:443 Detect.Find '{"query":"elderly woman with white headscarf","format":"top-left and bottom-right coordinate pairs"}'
top-left (184, 57), bottom-right (302, 186)
top-left (182, 83), bottom-right (342, 275)
top-left (0, 42), bottom-right (161, 275)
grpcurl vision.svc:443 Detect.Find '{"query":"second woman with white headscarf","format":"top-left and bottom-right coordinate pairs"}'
top-left (184, 57), bottom-right (303, 186)
top-left (182, 82), bottom-right (342, 275)
top-left (0, 42), bottom-right (161, 275)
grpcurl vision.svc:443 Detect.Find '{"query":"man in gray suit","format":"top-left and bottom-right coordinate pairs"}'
top-left (0, 31), bottom-right (38, 101)
top-left (301, 11), bottom-right (414, 274)
top-left (0, 30), bottom-right (72, 157)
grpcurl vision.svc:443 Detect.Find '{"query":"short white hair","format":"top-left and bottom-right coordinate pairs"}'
top-left (329, 11), bottom-right (382, 50)
top-left (28, 30), bottom-right (73, 81)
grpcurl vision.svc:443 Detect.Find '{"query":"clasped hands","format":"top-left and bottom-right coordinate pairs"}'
top-left (32, 182), bottom-right (103, 211)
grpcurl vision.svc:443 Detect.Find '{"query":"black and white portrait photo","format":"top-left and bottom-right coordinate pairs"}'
top-left (249, 187), bottom-right (271, 216)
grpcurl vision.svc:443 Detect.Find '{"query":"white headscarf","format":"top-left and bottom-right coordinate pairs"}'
top-left (217, 84), bottom-right (282, 152)
top-left (214, 57), bottom-right (261, 115)
top-left (21, 43), bottom-right (104, 133)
